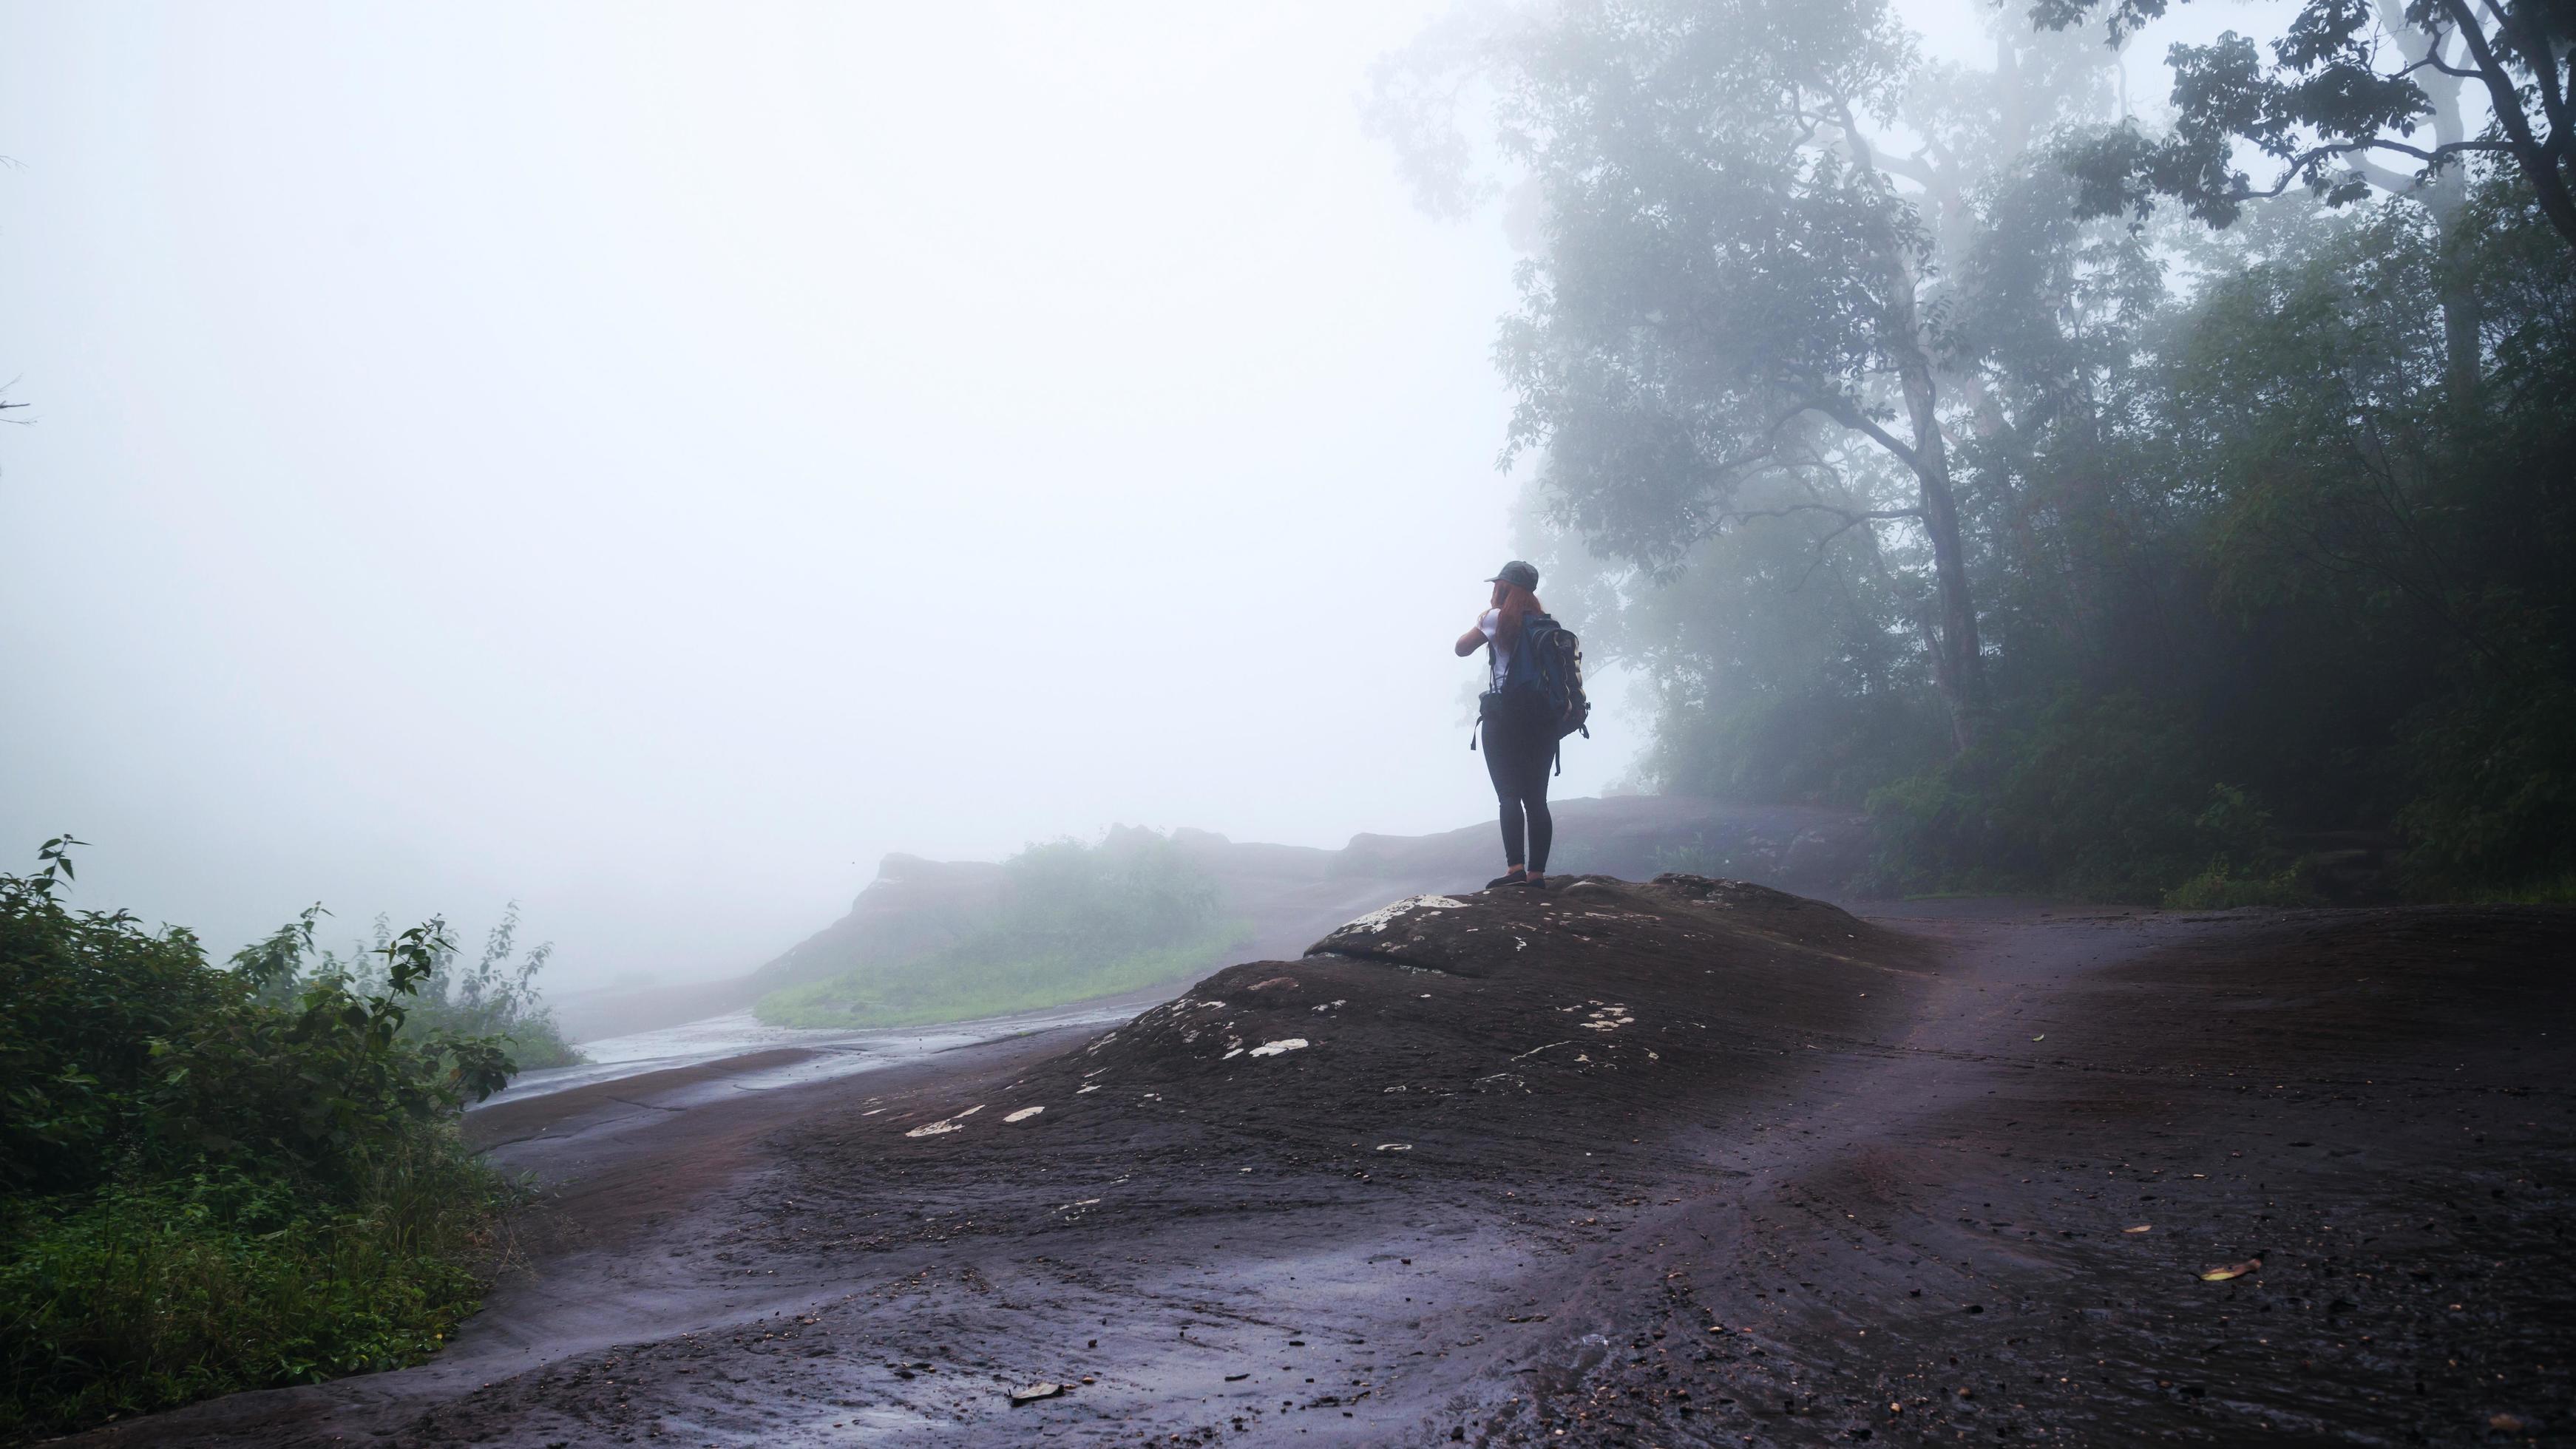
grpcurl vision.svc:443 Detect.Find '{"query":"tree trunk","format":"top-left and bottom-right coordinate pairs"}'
top-left (2421, 174), bottom-right (2483, 414)
top-left (1880, 271), bottom-right (1989, 748)
top-left (2372, 4), bottom-right (2486, 410)
top-left (1841, 107), bottom-right (1991, 750)
top-left (2438, 260), bottom-right (2484, 410)
top-left (2413, 49), bottom-right (2482, 414)
top-left (1899, 356), bottom-right (1990, 752)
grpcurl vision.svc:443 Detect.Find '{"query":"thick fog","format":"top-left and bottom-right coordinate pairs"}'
top-left (0, 1), bottom-right (2285, 990)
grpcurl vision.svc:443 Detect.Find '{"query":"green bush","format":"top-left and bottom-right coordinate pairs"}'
top-left (1, 1151), bottom-right (505, 1439)
top-left (756, 831), bottom-right (1249, 1029)
top-left (1, 843), bottom-right (231, 1201)
top-left (2399, 668), bottom-right (2576, 895)
top-left (250, 904), bottom-right (583, 1072)
top-left (1863, 695), bottom-right (2291, 903)
top-left (0, 841), bottom-right (529, 1442)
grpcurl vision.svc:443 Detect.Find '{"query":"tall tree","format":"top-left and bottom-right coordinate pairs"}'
top-left (1481, 0), bottom-right (2013, 746)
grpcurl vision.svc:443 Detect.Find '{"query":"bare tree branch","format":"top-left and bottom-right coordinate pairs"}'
top-left (2237, 136), bottom-right (2511, 203)
top-left (1809, 393), bottom-right (1922, 471)
top-left (1717, 500), bottom-right (1922, 529)
top-left (2440, 0), bottom-right (2546, 153)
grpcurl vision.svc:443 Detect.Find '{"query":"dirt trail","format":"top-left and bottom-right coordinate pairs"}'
top-left (72, 883), bottom-right (2575, 1448)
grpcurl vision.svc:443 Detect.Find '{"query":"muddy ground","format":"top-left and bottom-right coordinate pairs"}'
top-left (70, 878), bottom-right (2575, 1447)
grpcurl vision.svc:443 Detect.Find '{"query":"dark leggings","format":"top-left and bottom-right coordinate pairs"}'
top-left (1483, 705), bottom-right (1554, 872)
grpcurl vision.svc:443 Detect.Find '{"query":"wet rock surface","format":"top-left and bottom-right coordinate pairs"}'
top-left (72, 883), bottom-right (2576, 1447)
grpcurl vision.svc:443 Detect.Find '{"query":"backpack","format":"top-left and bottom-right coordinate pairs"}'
top-left (1474, 611), bottom-right (1592, 770)
top-left (1514, 612), bottom-right (1591, 742)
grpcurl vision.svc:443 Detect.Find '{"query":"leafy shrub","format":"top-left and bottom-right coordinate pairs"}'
top-left (1, 841), bottom-right (231, 1199)
top-left (1863, 695), bottom-right (2290, 903)
top-left (2399, 669), bottom-right (2576, 895)
top-left (247, 904), bottom-right (582, 1072)
top-left (1, 1150), bottom-right (506, 1439)
top-left (0, 842), bottom-right (529, 1441)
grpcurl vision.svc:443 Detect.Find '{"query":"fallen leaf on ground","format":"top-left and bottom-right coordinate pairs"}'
top-left (2198, 1258), bottom-right (2262, 1281)
top-left (2123, 1224), bottom-right (2152, 1234)
top-left (1010, 1383), bottom-right (1065, 1405)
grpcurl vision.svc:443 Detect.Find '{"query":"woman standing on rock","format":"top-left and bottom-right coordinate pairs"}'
top-left (1457, 560), bottom-right (1555, 889)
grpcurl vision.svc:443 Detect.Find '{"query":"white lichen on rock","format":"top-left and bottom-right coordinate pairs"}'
top-left (1331, 895), bottom-right (1469, 937)
top-left (904, 1104), bottom-right (986, 1138)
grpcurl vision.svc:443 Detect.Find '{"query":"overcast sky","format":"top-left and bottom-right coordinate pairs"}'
top-left (0, 1), bottom-right (2286, 988)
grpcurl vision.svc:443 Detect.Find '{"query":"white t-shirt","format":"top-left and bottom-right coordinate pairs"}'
top-left (1479, 608), bottom-right (1513, 690)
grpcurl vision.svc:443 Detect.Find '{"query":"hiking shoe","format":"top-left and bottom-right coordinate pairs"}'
top-left (1512, 872), bottom-right (1548, 889)
top-left (1485, 872), bottom-right (1528, 889)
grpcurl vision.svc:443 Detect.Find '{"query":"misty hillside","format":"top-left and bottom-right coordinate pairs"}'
top-left (548, 796), bottom-right (1868, 1042)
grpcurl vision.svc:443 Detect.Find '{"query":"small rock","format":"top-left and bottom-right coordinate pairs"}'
top-left (1010, 1382), bottom-right (1066, 1405)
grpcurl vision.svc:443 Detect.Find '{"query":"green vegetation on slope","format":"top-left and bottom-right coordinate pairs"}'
top-left (756, 832), bottom-right (1250, 1029)
top-left (0, 840), bottom-right (543, 1442)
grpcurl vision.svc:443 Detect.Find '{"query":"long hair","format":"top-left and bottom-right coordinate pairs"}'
top-left (1491, 580), bottom-right (1544, 650)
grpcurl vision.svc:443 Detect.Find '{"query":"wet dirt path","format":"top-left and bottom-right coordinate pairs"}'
top-left (1500, 902), bottom-right (2576, 1446)
top-left (70, 889), bottom-right (2575, 1448)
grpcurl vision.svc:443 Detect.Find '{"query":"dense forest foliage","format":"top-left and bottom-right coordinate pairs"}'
top-left (0, 842), bottom-right (559, 1441)
top-left (758, 830), bottom-right (1250, 1029)
top-left (1380, 0), bottom-right (2576, 904)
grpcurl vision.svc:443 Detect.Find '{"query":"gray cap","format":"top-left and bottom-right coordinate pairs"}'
top-left (1486, 560), bottom-right (1540, 591)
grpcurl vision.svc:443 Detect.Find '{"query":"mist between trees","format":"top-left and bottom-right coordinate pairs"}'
top-left (1375, 0), bottom-right (2576, 905)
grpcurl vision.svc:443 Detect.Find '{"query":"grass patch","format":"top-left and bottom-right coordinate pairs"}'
top-left (756, 923), bottom-right (1253, 1029)
top-left (756, 829), bottom-right (1247, 1030)
top-left (2455, 869), bottom-right (2576, 906)
top-left (2160, 866), bottom-right (2316, 910)
top-left (0, 1147), bottom-right (515, 1442)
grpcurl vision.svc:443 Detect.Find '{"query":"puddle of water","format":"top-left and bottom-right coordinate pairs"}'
top-left (478, 997), bottom-right (1148, 1109)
